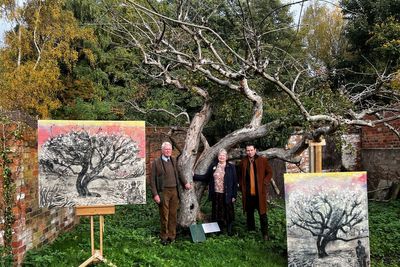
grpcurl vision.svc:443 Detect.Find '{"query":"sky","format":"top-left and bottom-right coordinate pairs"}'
top-left (285, 0), bottom-right (339, 23)
top-left (0, 0), bottom-right (24, 46)
top-left (0, 20), bottom-right (11, 45)
top-left (285, 0), bottom-right (311, 22)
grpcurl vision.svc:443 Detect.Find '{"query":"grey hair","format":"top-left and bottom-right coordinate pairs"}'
top-left (161, 141), bottom-right (172, 150)
top-left (218, 148), bottom-right (228, 156)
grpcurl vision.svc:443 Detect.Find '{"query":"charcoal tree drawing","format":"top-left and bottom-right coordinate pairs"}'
top-left (284, 172), bottom-right (370, 267)
top-left (38, 120), bottom-right (146, 207)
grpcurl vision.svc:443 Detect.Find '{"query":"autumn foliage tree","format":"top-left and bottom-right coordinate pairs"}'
top-left (300, 1), bottom-right (346, 70)
top-left (0, 0), bottom-right (94, 118)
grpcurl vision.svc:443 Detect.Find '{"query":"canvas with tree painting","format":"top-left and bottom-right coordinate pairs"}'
top-left (284, 172), bottom-right (370, 267)
top-left (38, 120), bottom-right (146, 207)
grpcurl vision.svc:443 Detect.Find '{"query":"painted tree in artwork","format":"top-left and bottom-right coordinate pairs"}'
top-left (39, 130), bottom-right (142, 197)
top-left (289, 188), bottom-right (368, 258)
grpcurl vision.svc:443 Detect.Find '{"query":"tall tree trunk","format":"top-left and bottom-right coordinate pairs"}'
top-left (317, 236), bottom-right (329, 258)
top-left (77, 174), bottom-right (101, 197)
top-left (177, 103), bottom-right (211, 227)
top-left (76, 162), bottom-right (89, 196)
top-left (76, 173), bottom-right (87, 196)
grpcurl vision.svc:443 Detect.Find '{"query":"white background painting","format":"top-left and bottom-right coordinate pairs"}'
top-left (284, 172), bottom-right (370, 267)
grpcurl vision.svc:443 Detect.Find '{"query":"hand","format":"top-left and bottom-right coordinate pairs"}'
top-left (184, 183), bottom-right (192, 190)
top-left (232, 198), bottom-right (236, 203)
top-left (153, 195), bottom-right (160, 204)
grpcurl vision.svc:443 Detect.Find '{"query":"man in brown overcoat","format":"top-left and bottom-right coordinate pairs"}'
top-left (239, 144), bottom-right (273, 240)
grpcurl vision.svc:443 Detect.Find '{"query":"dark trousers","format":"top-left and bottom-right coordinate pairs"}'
top-left (246, 195), bottom-right (268, 235)
top-left (159, 187), bottom-right (179, 241)
top-left (212, 192), bottom-right (235, 235)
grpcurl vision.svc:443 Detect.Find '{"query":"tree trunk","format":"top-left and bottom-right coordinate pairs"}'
top-left (83, 178), bottom-right (101, 197)
top-left (76, 173), bottom-right (87, 196)
top-left (177, 165), bottom-right (200, 226)
top-left (76, 162), bottom-right (90, 196)
top-left (77, 174), bottom-right (101, 197)
top-left (317, 236), bottom-right (329, 258)
top-left (176, 102), bottom-right (212, 227)
top-left (390, 183), bottom-right (400, 200)
top-left (177, 193), bottom-right (198, 225)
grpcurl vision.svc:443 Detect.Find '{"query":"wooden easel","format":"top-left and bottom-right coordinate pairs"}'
top-left (76, 205), bottom-right (116, 267)
top-left (309, 138), bottom-right (326, 173)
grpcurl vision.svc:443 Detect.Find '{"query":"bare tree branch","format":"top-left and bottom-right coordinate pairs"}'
top-left (105, 0), bottom-right (400, 226)
top-left (126, 100), bottom-right (191, 124)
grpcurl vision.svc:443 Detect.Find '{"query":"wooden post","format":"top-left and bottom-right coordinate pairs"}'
top-left (90, 216), bottom-right (95, 256)
top-left (76, 205), bottom-right (116, 267)
top-left (309, 138), bottom-right (326, 173)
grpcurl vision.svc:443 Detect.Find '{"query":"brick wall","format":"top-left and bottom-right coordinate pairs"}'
top-left (0, 124), bottom-right (187, 265)
top-left (145, 127), bottom-right (187, 183)
top-left (361, 114), bottom-right (400, 187)
top-left (0, 119), bottom-right (78, 266)
top-left (362, 114), bottom-right (400, 149)
top-left (285, 133), bottom-right (361, 173)
top-left (361, 149), bottom-right (400, 187)
top-left (285, 134), bottom-right (309, 173)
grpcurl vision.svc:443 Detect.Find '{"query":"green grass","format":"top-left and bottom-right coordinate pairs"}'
top-left (22, 191), bottom-right (400, 267)
top-left (368, 199), bottom-right (400, 267)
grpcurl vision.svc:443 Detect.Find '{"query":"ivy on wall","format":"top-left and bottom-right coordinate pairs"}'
top-left (0, 114), bottom-right (24, 264)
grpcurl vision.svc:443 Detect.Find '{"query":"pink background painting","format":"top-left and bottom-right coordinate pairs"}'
top-left (38, 120), bottom-right (146, 207)
top-left (285, 172), bottom-right (367, 196)
top-left (38, 120), bottom-right (146, 158)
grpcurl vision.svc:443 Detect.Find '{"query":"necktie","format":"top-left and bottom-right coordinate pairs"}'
top-left (250, 159), bottom-right (256, 196)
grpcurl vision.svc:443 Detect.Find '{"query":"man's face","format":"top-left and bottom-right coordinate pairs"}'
top-left (246, 145), bottom-right (256, 158)
top-left (162, 145), bottom-right (173, 157)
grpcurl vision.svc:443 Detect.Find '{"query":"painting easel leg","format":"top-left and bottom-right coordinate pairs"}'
top-left (79, 215), bottom-right (116, 267)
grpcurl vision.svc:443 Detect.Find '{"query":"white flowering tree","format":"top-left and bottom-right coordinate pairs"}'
top-left (288, 187), bottom-right (368, 258)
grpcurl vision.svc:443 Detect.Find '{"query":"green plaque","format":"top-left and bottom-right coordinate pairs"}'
top-left (189, 224), bottom-right (206, 243)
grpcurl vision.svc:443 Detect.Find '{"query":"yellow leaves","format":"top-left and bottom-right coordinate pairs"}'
top-left (300, 3), bottom-right (346, 67)
top-left (0, 60), bottom-right (62, 118)
top-left (2, 0), bottom-right (95, 69)
top-left (28, 2), bottom-right (94, 69)
top-left (81, 48), bottom-right (96, 67)
top-left (0, 0), bottom-right (96, 117)
top-left (0, 0), bottom-right (16, 15)
top-left (391, 70), bottom-right (400, 92)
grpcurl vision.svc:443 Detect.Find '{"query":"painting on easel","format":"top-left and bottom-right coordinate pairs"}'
top-left (38, 120), bottom-right (146, 207)
top-left (284, 172), bottom-right (370, 267)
